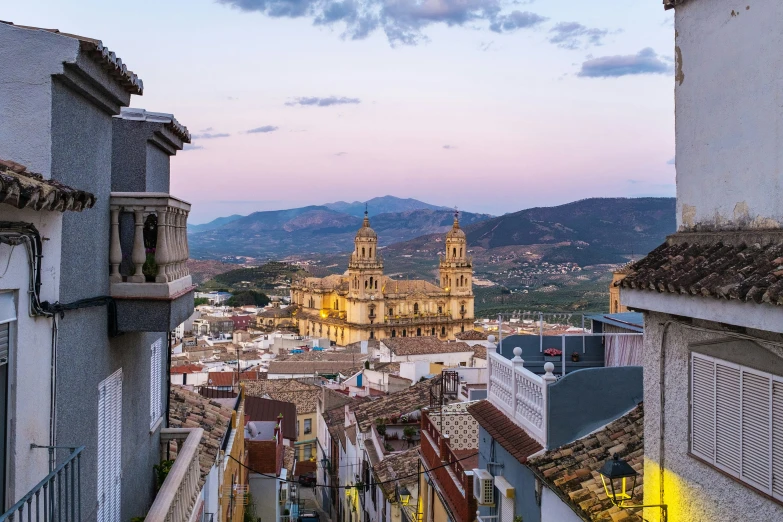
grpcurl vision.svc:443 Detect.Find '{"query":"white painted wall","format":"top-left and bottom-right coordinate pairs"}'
top-left (674, 0), bottom-right (783, 231)
top-left (391, 351), bottom-right (473, 366)
top-left (0, 207), bottom-right (63, 503)
top-left (400, 361), bottom-right (431, 383)
top-left (541, 487), bottom-right (581, 522)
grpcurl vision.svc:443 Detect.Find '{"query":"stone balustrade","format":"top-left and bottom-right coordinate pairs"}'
top-left (487, 348), bottom-right (556, 447)
top-left (146, 428), bottom-right (203, 522)
top-left (109, 193), bottom-right (193, 299)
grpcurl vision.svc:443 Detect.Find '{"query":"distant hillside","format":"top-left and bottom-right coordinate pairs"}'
top-left (188, 206), bottom-right (491, 259)
top-left (188, 214), bottom-right (243, 233)
top-left (325, 195), bottom-right (452, 217)
top-left (200, 261), bottom-right (306, 291)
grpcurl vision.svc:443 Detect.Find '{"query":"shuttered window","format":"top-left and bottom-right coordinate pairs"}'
top-left (98, 368), bottom-right (122, 522)
top-left (691, 352), bottom-right (783, 501)
top-left (150, 338), bottom-right (163, 429)
top-left (0, 323), bottom-right (9, 368)
top-left (0, 292), bottom-right (16, 367)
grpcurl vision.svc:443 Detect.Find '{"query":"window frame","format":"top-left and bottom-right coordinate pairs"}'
top-left (304, 418), bottom-right (312, 435)
top-left (149, 338), bottom-right (163, 430)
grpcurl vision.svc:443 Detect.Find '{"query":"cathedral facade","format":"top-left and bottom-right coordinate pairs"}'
top-left (290, 212), bottom-right (475, 345)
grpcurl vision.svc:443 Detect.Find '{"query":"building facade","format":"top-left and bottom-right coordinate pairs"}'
top-left (291, 212), bottom-right (475, 344)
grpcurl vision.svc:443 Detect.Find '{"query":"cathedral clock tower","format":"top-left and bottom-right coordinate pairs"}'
top-left (346, 210), bottom-right (384, 326)
top-left (439, 211), bottom-right (474, 324)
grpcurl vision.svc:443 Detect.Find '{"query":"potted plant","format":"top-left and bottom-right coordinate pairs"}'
top-left (571, 351), bottom-right (580, 362)
top-left (376, 421), bottom-right (387, 437)
top-left (403, 426), bottom-right (418, 446)
top-left (543, 348), bottom-right (562, 362)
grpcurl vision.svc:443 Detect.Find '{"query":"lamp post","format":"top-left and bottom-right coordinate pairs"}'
top-left (398, 485), bottom-right (411, 506)
top-left (599, 454), bottom-right (668, 522)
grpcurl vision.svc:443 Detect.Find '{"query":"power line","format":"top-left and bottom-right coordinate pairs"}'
top-left (227, 451), bottom-right (478, 490)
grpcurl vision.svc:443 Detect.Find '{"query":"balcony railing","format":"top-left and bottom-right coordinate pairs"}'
top-left (0, 446), bottom-right (83, 522)
top-left (110, 192), bottom-right (193, 299)
top-left (476, 515), bottom-right (498, 522)
top-left (146, 428), bottom-right (203, 522)
top-left (487, 350), bottom-right (556, 447)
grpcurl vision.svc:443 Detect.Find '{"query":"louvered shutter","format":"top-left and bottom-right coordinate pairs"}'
top-left (98, 369), bottom-right (122, 522)
top-left (0, 292), bottom-right (16, 367)
top-left (150, 338), bottom-right (162, 428)
top-left (714, 361), bottom-right (741, 475)
top-left (500, 492), bottom-right (514, 522)
top-left (0, 323), bottom-right (9, 367)
top-left (691, 353), bottom-right (714, 461)
top-left (740, 368), bottom-right (772, 492)
top-left (772, 378), bottom-right (783, 501)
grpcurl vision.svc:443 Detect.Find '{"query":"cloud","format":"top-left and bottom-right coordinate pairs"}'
top-left (489, 11), bottom-right (547, 33)
top-left (217, 0), bottom-right (547, 46)
top-left (549, 22), bottom-right (609, 49)
top-left (577, 48), bottom-right (673, 78)
top-left (191, 132), bottom-right (231, 139)
top-left (443, 145), bottom-right (457, 150)
top-left (183, 144), bottom-right (204, 151)
top-left (667, 156), bottom-right (675, 165)
top-left (247, 125), bottom-right (280, 133)
top-left (285, 96), bottom-right (361, 107)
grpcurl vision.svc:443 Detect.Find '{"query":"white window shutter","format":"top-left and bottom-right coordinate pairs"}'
top-left (740, 369), bottom-right (772, 492)
top-left (150, 338), bottom-right (163, 428)
top-left (500, 493), bottom-right (514, 522)
top-left (98, 369), bottom-right (123, 522)
top-left (691, 353), bottom-right (715, 461)
top-left (772, 379), bottom-right (783, 501)
top-left (714, 362), bottom-right (741, 475)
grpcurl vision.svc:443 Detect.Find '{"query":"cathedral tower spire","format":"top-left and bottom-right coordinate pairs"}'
top-left (439, 209), bottom-right (472, 296)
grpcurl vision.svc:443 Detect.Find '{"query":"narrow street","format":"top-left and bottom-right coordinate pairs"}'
top-left (298, 485), bottom-right (332, 522)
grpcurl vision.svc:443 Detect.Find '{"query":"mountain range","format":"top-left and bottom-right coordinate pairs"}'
top-left (324, 196), bottom-right (451, 217)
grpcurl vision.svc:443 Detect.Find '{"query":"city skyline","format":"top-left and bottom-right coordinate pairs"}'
top-left (5, 0), bottom-right (676, 223)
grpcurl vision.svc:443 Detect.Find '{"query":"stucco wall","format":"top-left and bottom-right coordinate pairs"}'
top-left (547, 366), bottom-right (643, 449)
top-left (540, 487), bottom-right (581, 522)
top-left (642, 311), bottom-right (783, 522)
top-left (0, 208), bottom-right (62, 504)
top-left (476, 425), bottom-right (541, 522)
top-left (675, 0), bottom-right (783, 231)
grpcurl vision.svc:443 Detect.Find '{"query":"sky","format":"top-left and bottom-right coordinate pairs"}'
top-left (6, 0), bottom-right (675, 223)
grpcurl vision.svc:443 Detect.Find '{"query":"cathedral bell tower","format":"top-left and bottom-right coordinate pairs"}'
top-left (347, 209), bottom-right (384, 302)
top-left (439, 211), bottom-right (472, 296)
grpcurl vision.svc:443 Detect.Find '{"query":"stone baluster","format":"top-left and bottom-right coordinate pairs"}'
top-left (155, 207), bottom-right (170, 283)
top-left (511, 347), bottom-right (523, 418)
top-left (129, 209), bottom-right (146, 283)
top-left (110, 208), bottom-right (122, 283)
top-left (172, 209), bottom-right (183, 280)
top-left (182, 208), bottom-right (190, 277)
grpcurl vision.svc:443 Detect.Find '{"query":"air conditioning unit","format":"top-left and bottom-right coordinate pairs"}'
top-left (472, 469), bottom-right (494, 506)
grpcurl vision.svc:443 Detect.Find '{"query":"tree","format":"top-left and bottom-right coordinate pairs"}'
top-left (194, 297), bottom-right (209, 306)
top-left (225, 291), bottom-right (270, 307)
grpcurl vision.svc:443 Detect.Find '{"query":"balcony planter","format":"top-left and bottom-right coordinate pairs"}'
top-left (544, 356), bottom-right (560, 362)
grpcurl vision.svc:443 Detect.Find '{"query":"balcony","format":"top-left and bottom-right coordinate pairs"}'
top-left (487, 350), bottom-right (556, 447)
top-left (109, 193), bottom-right (195, 331)
top-left (146, 428), bottom-right (203, 522)
top-left (0, 446), bottom-right (83, 522)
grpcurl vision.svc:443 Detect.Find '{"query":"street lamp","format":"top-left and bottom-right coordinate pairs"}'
top-left (598, 454), bottom-right (668, 522)
top-left (398, 485), bottom-right (411, 506)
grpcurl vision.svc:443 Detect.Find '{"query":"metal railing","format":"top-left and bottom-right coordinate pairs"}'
top-left (146, 428), bottom-right (203, 522)
top-left (0, 446), bottom-right (83, 522)
top-left (476, 514), bottom-right (498, 522)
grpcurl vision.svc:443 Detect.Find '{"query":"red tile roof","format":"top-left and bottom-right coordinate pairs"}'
top-left (171, 364), bottom-right (205, 374)
top-left (207, 371), bottom-right (262, 387)
top-left (466, 400), bottom-right (542, 464)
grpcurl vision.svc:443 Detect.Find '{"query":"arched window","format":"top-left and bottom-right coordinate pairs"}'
top-left (391, 329), bottom-right (396, 338)
top-left (389, 307), bottom-right (394, 316)
top-left (370, 331), bottom-right (375, 339)
top-left (402, 329), bottom-right (407, 337)
top-left (414, 303), bottom-right (419, 314)
top-left (335, 300), bottom-right (339, 310)
top-left (365, 280), bottom-right (368, 289)
top-left (441, 326), bottom-right (446, 336)
top-left (375, 280), bottom-right (378, 289)
top-left (437, 306), bottom-right (442, 314)
top-left (460, 248), bottom-right (462, 257)
top-left (362, 247), bottom-right (366, 258)
top-left (416, 328), bottom-right (422, 336)
top-left (461, 325), bottom-right (465, 333)
top-left (461, 304), bottom-right (465, 313)
top-left (431, 328), bottom-right (435, 336)
top-left (453, 247), bottom-right (456, 257)
top-left (369, 248), bottom-right (372, 258)
top-left (370, 276), bottom-right (374, 288)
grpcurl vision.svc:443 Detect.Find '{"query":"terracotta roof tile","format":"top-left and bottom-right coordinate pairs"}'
top-left (268, 361), bottom-right (363, 375)
top-left (472, 346), bottom-right (487, 360)
top-left (467, 400), bottom-right (543, 465)
top-left (0, 159), bottom-right (96, 212)
top-left (207, 371), bottom-right (262, 387)
top-left (619, 232), bottom-right (783, 306)
top-left (245, 379), bottom-right (321, 414)
top-left (382, 337), bottom-right (474, 356)
top-left (353, 379), bottom-right (434, 431)
top-left (527, 404), bottom-right (645, 522)
top-left (168, 387), bottom-right (233, 485)
top-left (373, 447), bottom-right (420, 500)
top-left (456, 330), bottom-right (489, 341)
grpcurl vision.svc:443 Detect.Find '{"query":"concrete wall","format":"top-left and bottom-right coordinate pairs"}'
top-left (675, 0), bottom-right (783, 231)
top-left (540, 487), bottom-right (581, 522)
top-left (249, 474), bottom-right (279, 522)
top-left (476, 425), bottom-right (542, 522)
top-left (641, 312), bottom-right (783, 522)
top-left (546, 366), bottom-right (643, 449)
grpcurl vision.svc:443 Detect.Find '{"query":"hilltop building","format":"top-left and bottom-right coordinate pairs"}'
top-left (290, 211), bottom-right (475, 344)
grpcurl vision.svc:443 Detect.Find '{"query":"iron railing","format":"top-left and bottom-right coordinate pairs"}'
top-left (0, 446), bottom-right (83, 522)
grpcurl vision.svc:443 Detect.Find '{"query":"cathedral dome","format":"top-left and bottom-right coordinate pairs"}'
top-left (356, 212), bottom-right (377, 239)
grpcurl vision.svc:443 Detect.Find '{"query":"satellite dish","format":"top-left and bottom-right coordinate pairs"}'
top-left (208, 379), bottom-right (213, 384)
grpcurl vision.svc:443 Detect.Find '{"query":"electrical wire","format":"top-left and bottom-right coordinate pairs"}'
top-left (228, 451), bottom-right (478, 490)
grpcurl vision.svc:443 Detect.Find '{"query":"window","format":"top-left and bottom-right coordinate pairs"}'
top-left (391, 330), bottom-right (396, 338)
top-left (389, 308), bottom-right (394, 316)
top-left (304, 418), bottom-right (312, 435)
top-left (150, 338), bottom-right (163, 429)
top-left (304, 444), bottom-right (312, 460)
top-left (296, 420), bottom-right (300, 437)
top-left (441, 327), bottom-right (446, 336)
top-left (690, 352), bottom-right (783, 499)
top-left (416, 328), bottom-right (422, 336)
top-left (437, 306), bottom-right (442, 314)
top-left (414, 303), bottom-right (419, 314)
top-left (0, 292), bottom-right (16, 510)
top-left (98, 368), bottom-right (123, 522)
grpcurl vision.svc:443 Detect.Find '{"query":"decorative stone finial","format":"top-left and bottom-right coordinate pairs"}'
top-left (544, 362), bottom-right (555, 374)
top-left (513, 347), bottom-right (522, 357)
top-left (487, 335), bottom-right (496, 344)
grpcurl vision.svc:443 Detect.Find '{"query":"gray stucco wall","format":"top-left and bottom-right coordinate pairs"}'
top-left (546, 366), bottom-right (643, 449)
top-left (111, 118), bottom-right (172, 193)
top-left (477, 425), bottom-right (541, 522)
top-left (51, 79), bottom-right (167, 521)
top-left (641, 311), bottom-right (783, 522)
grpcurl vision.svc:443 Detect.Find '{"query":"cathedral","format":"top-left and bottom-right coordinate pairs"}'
top-left (290, 211), bottom-right (475, 345)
